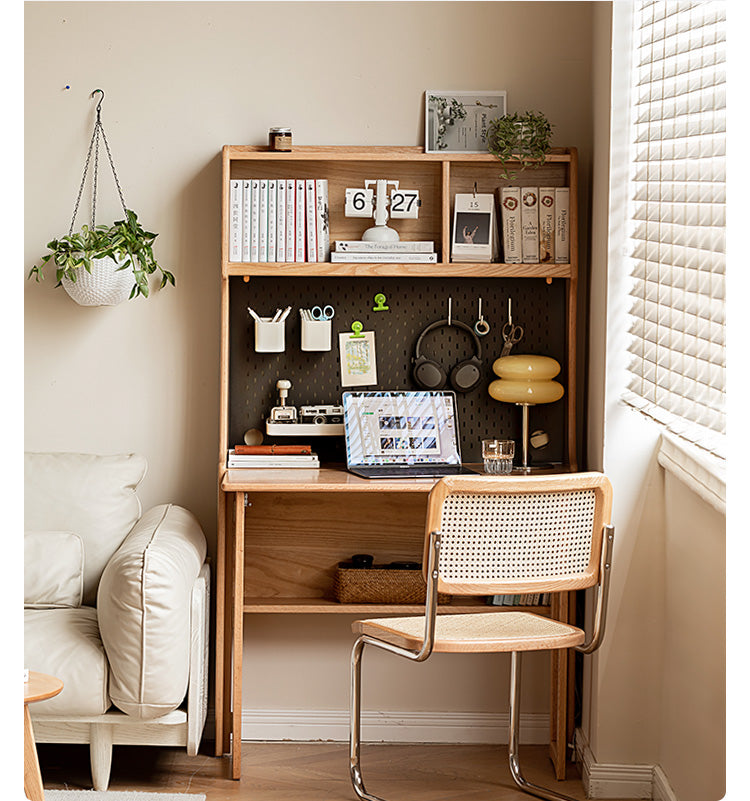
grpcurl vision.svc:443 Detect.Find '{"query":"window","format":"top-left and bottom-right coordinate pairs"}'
top-left (623, 0), bottom-right (726, 459)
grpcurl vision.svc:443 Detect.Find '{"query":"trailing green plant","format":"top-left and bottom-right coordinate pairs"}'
top-left (28, 209), bottom-right (175, 300)
top-left (486, 111), bottom-right (554, 179)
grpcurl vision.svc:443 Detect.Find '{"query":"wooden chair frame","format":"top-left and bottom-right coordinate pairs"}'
top-left (349, 473), bottom-right (615, 801)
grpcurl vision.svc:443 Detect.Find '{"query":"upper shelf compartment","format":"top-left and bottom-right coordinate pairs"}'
top-left (221, 146), bottom-right (576, 279)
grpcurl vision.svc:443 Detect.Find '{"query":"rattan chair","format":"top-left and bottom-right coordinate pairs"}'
top-left (349, 473), bottom-right (614, 801)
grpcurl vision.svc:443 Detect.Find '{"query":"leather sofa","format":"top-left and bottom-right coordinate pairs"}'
top-left (23, 452), bottom-right (210, 790)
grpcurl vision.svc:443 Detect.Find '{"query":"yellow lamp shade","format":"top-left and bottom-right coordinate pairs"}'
top-left (492, 354), bottom-right (561, 380)
top-left (488, 378), bottom-right (564, 404)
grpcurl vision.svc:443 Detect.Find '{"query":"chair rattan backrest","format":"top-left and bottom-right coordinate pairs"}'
top-left (423, 473), bottom-right (613, 595)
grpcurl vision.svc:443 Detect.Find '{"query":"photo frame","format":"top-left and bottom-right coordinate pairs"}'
top-left (425, 91), bottom-right (507, 153)
top-left (451, 193), bottom-right (499, 263)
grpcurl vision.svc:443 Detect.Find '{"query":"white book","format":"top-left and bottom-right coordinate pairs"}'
top-left (295, 179), bottom-right (306, 261)
top-left (276, 180), bottom-right (286, 262)
top-left (305, 179), bottom-right (318, 262)
top-left (241, 180), bottom-right (252, 262)
top-left (334, 240), bottom-right (435, 253)
top-left (538, 187), bottom-right (555, 263)
top-left (315, 179), bottom-right (330, 262)
top-left (229, 179), bottom-right (242, 262)
top-left (499, 186), bottom-right (522, 264)
top-left (267, 180), bottom-right (277, 262)
top-left (228, 458), bottom-right (320, 469)
top-left (555, 187), bottom-right (570, 263)
top-left (330, 252), bottom-right (438, 263)
top-left (250, 179), bottom-right (260, 262)
top-left (285, 179), bottom-right (296, 262)
top-left (520, 187), bottom-right (539, 264)
top-left (258, 179), bottom-right (269, 262)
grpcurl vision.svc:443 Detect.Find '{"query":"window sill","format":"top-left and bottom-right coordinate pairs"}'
top-left (657, 432), bottom-right (726, 515)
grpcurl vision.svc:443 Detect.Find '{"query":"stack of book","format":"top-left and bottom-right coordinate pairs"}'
top-left (497, 186), bottom-right (569, 265)
top-left (330, 240), bottom-right (437, 263)
top-left (229, 178), bottom-right (329, 263)
top-left (486, 593), bottom-right (551, 607)
top-left (227, 444), bottom-right (320, 469)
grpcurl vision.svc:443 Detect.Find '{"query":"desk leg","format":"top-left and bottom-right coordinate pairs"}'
top-left (24, 704), bottom-right (44, 801)
top-left (549, 591), bottom-right (572, 781)
top-left (214, 489), bottom-right (226, 757)
top-left (231, 491), bottom-right (246, 780)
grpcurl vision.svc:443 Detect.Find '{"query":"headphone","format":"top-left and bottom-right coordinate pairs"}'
top-left (412, 318), bottom-right (483, 393)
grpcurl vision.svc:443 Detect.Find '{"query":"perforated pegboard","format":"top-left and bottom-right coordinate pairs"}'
top-left (228, 276), bottom-right (568, 464)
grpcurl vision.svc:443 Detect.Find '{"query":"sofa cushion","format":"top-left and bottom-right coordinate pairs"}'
top-left (24, 607), bottom-right (110, 716)
top-left (24, 452), bottom-right (147, 605)
top-left (24, 531), bottom-right (84, 608)
top-left (98, 504), bottom-right (207, 719)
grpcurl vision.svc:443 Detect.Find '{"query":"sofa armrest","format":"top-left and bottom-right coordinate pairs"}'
top-left (97, 504), bottom-right (207, 719)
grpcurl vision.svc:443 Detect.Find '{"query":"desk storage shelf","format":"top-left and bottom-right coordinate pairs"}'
top-left (216, 145), bottom-right (580, 779)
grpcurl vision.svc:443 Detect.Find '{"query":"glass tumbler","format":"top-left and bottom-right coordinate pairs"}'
top-left (482, 439), bottom-right (515, 474)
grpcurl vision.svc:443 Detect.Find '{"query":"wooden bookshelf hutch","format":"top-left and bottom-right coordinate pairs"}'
top-left (215, 145), bottom-right (580, 780)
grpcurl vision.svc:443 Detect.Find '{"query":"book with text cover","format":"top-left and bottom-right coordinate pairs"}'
top-left (520, 187), bottom-right (539, 264)
top-left (241, 180), bottom-right (252, 262)
top-left (276, 179), bottom-right (286, 262)
top-left (331, 252), bottom-right (438, 263)
top-left (538, 187), bottom-right (555, 263)
top-left (295, 179), bottom-right (306, 261)
top-left (229, 179), bottom-right (242, 262)
top-left (258, 179), bottom-right (269, 262)
top-left (267, 179), bottom-right (277, 262)
top-left (498, 186), bottom-right (522, 264)
top-left (315, 179), bottom-right (330, 262)
top-left (285, 179), bottom-right (296, 262)
top-left (555, 187), bottom-right (570, 263)
top-left (250, 178), bottom-right (260, 262)
top-left (334, 240), bottom-right (435, 253)
top-left (305, 179), bottom-right (318, 261)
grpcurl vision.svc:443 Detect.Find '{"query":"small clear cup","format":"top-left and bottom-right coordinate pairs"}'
top-left (482, 439), bottom-right (515, 475)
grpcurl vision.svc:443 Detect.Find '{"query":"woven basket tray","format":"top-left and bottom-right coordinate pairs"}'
top-left (333, 567), bottom-right (451, 604)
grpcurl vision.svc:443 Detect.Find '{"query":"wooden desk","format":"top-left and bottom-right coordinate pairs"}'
top-left (215, 464), bottom-right (574, 780)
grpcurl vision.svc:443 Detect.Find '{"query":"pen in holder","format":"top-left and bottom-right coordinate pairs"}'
top-left (300, 306), bottom-right (334, 352)
top-left (250, 306), bottom-right (289, 353)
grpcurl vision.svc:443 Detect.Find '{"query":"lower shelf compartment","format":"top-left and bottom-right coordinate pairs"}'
top-left (243, 597), bottom-right (552, 615)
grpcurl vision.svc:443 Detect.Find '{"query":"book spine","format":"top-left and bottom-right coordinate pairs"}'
top-left (538, 187), bottom-right (555, 263)
top-left (250, 179), bottom-right (260, 262)
top-left (285, 179), bottom-right (296, 262)
top-left (295, 179), bottom-right (306, 261)
top-left (229, 179), bottom-right (242, 262)
top-left (521, 187), bottom-right (539, 264)
top-left (315, 179), bottom-right (330, 262)
top-left (242, 180), bottom-right (252, 262)
top-left (330, 252), bottom-right (438, 263)
top-left (555, 187), bottom-right (570, 263)
top-left (258, 179), bottom-right (269, 262)
top-left (275, 179), bottom-right (286, 262)
top-left (228, 459), bottom-right (320, 468)
top-left (234, 445), bottom-right (312, 455)
top-left (334, 240), bottom-right (435, 253)
top-left (499, 187), bottom-right (522, 264)
top-left (267, 179), bottom-right (277, 262)
top-left (305, 179), bottom-right (317, 261)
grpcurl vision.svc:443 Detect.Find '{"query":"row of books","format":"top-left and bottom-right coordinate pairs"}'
top-left (227, 445), bottom-right (319, 469)
top-left (498, 186), bottom-right (569, 265)
top-left (228, 178), bottom-right (329, 263)
top-left (330, 239), bottom-right (437, 263)
top-left (486, 593), bottom-right (551, 607)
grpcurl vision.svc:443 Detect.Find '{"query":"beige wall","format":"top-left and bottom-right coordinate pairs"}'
top-left (25, 1), bottom-right (596, 731)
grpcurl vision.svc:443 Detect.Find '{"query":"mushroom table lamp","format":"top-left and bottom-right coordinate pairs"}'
top-left (488, 354), bottom-right (564, 473)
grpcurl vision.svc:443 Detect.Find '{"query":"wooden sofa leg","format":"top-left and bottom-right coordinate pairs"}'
top-left (90, 723), bottom-right (113, 791)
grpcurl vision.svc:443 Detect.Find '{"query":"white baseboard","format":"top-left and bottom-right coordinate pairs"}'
top-left (241, 708), bottom-right (550, 744)
top-left (651, 766), bottom-right (678, 801)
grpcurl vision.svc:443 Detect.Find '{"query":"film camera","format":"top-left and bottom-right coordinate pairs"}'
top-left (299, 405), bottom-right (344, 425)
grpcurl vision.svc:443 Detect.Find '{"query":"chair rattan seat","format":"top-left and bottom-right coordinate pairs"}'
top-left (354, 610), bottom-right (585, 653)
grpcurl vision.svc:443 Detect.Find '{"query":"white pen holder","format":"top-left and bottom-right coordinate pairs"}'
top-left (255, 318), bottom-right (286, 352)
top-left (301, 318), bottom-right (332, 352)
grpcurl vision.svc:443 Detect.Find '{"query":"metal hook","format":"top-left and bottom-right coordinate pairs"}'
top-left (508, 297), bottom-right (513, 326)
top-left (473, 182), bottom-right (478, 198)
top-left (447, 297), bottom-right (452, 326)
top-left (91, 89), bottom-right (104, 117)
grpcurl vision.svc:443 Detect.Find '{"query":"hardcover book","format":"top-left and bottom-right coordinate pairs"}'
top-left (555, 187), bottom-right (570, 264)
top-left (538, 187), bottom-right (555, 263)
top-left (499, 186), bottom-right (522, 264)
top-left (520, 187), bottom-right (539, 264)
top-left (229, 179), bottom-right (242, 262)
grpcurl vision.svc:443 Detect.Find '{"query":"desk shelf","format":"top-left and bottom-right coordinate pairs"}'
top-left (227, 262), bottom-right (573, 279)
top-left (243, 596), bottom-right (551, 615)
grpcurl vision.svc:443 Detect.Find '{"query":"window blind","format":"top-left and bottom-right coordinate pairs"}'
top-left (624, 0), bottom-right (726, 459)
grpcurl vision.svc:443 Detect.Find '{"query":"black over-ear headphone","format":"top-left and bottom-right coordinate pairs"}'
top-left (412, 318), bottom-right (483, 393)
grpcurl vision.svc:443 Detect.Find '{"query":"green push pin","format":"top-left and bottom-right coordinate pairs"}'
top-left (373, 293), bottom-right (389, 312)
top-left (350, 321), bottom-right (365, 338)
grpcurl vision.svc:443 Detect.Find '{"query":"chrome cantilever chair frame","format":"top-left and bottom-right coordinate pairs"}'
top-left (348, 473), bottom-right (615, 801)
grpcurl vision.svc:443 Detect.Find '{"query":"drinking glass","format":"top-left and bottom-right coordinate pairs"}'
top-left (482, 439), bottom-right (515, 474)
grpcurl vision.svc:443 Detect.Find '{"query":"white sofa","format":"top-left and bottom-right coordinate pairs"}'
top-left (23, 452), bottom-right (210, 790)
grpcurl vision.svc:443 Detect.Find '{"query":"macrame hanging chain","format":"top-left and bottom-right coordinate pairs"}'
top-left (68, 89), bottom-right (128, 236)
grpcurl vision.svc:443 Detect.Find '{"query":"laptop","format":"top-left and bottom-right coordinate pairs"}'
top-left (342, 390), bottom-right (478, 479)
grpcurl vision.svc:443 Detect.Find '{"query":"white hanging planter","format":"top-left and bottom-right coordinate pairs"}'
top-left (61, 255), bottom-right (134, 307)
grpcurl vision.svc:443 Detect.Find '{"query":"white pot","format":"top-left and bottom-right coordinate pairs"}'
top-left (62, 255), bottom-right (134, 307)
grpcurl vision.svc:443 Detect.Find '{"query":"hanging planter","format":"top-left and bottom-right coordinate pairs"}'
top-left (29, 90), bottom-right (174, 305)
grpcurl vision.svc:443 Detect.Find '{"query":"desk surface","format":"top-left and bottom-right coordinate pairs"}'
top-left (221, 463), bottom-right (487, 493)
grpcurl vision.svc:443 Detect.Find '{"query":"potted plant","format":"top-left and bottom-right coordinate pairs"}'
top-left (486, 111), bottom-right (554, 179)
top-left (29, 209), bottom-right (174, 306)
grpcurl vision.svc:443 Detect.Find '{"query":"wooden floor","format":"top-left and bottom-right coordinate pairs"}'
top-left (37, 740), bottom-right (617, 800)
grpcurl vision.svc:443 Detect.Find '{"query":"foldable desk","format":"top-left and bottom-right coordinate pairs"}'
top-left (215, 464), bottom-right (575, 780)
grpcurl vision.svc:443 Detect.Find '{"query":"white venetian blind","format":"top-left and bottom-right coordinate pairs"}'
top-left (624, 0), bottom-right (726, 458)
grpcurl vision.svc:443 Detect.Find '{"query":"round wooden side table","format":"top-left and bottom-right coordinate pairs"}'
top-left (24, 671), bottom-right (63, 801)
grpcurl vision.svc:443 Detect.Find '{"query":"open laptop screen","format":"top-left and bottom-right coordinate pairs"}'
top-left (343, 391), bottom-right (461, 467)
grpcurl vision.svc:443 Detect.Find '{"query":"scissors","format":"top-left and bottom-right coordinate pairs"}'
top-left (500, 321), bottom-right (523, 357)
top-left (311, 304), bottom-right (335, 321)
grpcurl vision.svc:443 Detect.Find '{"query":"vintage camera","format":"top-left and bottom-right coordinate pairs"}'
top-left (299, 405), bottom-right (344, 425)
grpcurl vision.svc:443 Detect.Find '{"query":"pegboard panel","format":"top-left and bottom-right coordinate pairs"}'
top-left (228, 276), bottom-right (569, 464)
